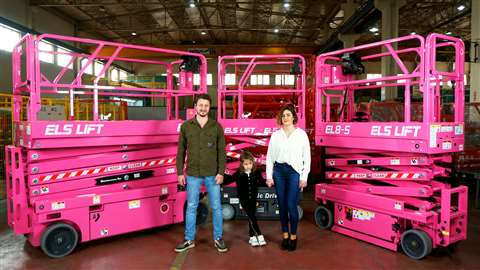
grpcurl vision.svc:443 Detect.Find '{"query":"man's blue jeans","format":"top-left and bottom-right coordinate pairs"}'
top-left (185, 175), bottom-right (223, 241)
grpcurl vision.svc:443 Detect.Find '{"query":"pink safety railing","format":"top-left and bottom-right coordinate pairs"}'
top-left (13, 33), bottom-right (207, 122)
top-left (217, 54), bottom-right (306, 173)
top-left (315, 33), bottom-right (465, 154)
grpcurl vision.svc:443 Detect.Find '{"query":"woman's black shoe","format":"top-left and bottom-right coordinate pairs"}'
top-left (288, 238), bottom-right (297, 251)
top-left (281, 238), bottom-right (290, 250)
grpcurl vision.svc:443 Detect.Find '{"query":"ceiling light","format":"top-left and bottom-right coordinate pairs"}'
top-left (446, 31), bottom-right (452, 35)
top-left (131, 32), bottom-right (137, 36)
top-left (274, 28), bottom-right (279, 33)
top-left (374, 32), bottom-right (379, 36)
top-left (284, 3), bottom-right (290, 8)
top-left (457, 5), bottom-right (465, 11)
top-left (201, 31), bottom-right (207, 35)
top-left (189, 2), bottom-right (195, 8)
top-left (410, 32), bottom-right (416, 35)
top-left (369, 27), bottom-right (379, 33)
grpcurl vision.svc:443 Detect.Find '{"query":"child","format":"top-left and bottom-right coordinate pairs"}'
top-left (225, 151), bottom-right (267, 246)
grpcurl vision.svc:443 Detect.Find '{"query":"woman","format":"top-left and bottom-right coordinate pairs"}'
top-left (266, 104), bottom-right (311, 251)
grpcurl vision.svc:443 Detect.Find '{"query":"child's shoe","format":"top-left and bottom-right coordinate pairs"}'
top-left (257, 235), bottom-right (267, 246)
top-left (249, 236), bottom-right (260, 246)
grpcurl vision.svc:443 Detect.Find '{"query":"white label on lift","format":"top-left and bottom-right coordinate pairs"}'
top-left (455, 124), bottom-right (464, 135)
top-left (459, 144), bottom-right (464, 151)
top-left (352, 209), bottom-right (375, 221)
top-left (394, 202), bottom-right (402, 210)
top-left (129, 200), bottom-right (141, 209)
top-left (440, 126), bottom-right (453, 133)
top-left (26, 125), bottom-right (31, 135)
top-left (430, 125), bottom-right (440, 148)
top-left (51, 201), bottom-right (65, 210)
top-left (161, 187), bottom-right (168, 195)
top-left (166, 167), bottom-right (175, 174)
top-left (390, 158), bottom-right (400, 165)
top-left (230, 198), bottom-right (239, 204)
top-left (442, 141), bottom-right (452, 150)
top-left (93, 195), bottom-right (101, 204)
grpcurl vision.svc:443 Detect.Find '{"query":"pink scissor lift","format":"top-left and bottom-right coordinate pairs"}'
top-left (217, 54), bottom-right (306, 220)
top-left (5, 34), bottom-right (208, 258)
top-left (313, 33), bottom-right (468, 259)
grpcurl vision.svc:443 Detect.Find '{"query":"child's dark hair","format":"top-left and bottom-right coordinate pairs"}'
top-left (238, 151), bottom-right (256, 173)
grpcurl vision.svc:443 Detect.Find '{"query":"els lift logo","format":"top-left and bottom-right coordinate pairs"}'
top-left (44, 124), bottom-right (105, 136)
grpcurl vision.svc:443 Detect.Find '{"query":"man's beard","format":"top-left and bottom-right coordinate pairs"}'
top-left (197, 111), bottom-right (208, 117)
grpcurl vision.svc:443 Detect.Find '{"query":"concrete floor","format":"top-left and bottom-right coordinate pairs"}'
top-left (1, 188), bottom-right (479, 270)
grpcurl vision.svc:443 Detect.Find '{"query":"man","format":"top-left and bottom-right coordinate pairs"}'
top-left (174, 94), bottom-right (228, 253)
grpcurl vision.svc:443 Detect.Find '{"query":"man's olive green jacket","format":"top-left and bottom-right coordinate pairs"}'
top-left (176, 117), bottom-right (226, 177)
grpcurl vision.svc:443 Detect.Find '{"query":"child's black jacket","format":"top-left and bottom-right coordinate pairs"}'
top-left (223, 170), bottom-right (266, 202)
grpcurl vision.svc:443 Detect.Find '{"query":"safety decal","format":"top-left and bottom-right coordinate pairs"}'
top-left (390, 158), bottom-right (400, 165)
top-left (51, 201), bottom-right (65, 210)
top-left (352, 209), bottom-right (375, 221)
top-left (93, 195), bottom-right (101, 205)
top-left (128, 200), bottom-right (141, 209)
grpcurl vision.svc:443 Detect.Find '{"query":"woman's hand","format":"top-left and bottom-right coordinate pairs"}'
top-left (299, 180), bottom-right (307, 191)
top-left (266, 179), bottom-right (274, 188)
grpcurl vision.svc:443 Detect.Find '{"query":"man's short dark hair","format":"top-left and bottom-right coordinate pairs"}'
top-left (194, 94), bottom-right (212, 105)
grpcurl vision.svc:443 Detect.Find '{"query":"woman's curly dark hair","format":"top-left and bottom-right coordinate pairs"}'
top-left (276, 103), bottom-right (298, 125)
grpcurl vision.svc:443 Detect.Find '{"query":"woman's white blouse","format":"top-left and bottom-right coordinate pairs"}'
top-left (266, 127), bottom-right (311, 181)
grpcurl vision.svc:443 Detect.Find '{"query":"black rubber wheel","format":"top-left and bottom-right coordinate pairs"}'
top-left (196, 202), bottom-right (209, 225)
top-left (314, 205), bottom-right (333, 229)
top-left (401, 229), bottom-right (433, 260)
top-left (297, 205), bottom-right (304, 220)
top-left (222, 204), bottom-right (236, 220)
top-left (40, 223), bottom-right (78, 258)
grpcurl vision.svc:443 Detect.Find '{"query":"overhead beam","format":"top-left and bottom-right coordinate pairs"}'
top-left (109, 27), bottom-right (312, 41)
top-left (197, 5), bottom-right (218, 43)
top-left (74, 4), bottom-right (321, 23)
top-left (287, 0), bottom-right (315, 44)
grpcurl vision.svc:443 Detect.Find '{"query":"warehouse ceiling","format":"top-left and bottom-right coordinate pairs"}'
top-left (30, 0), bottom-right (472, 49)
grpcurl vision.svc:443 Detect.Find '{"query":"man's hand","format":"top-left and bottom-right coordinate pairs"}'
top-left (178, 175), bottom-right (186, 186)
top-left (266, 179), bottom-right (274, 188)
top-left (215, 174), bottom-right (224, 185)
